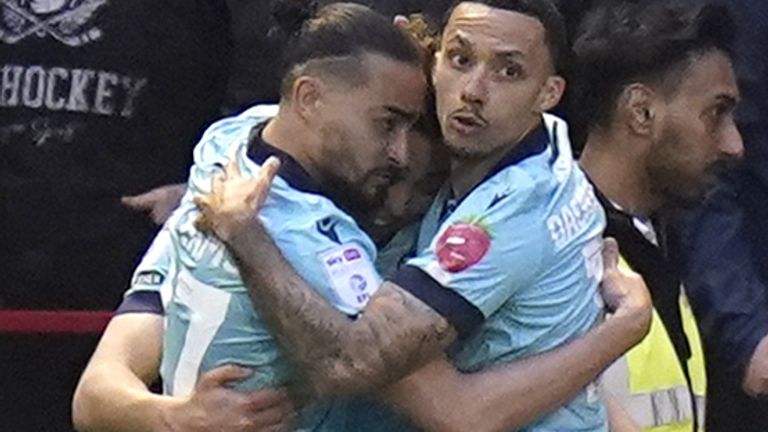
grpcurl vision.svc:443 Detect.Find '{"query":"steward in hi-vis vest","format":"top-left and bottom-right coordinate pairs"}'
top-left (597, 188), bottom-right (706, 432)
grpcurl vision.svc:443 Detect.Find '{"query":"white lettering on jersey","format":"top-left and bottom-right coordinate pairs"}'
top-left (320, 243), bottom-right (379, 312)
top-left (547, 179), bottom-right (601, 251)
top-left (0, 64), bottom-right (148, 118)
top-left (171, 267), bottom-right (232, 396)
top-left (0, 0), bottom-right (108, 47)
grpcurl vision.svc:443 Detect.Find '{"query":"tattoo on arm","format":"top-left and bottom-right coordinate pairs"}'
top-left (227, 220), bottom-right (457, 398)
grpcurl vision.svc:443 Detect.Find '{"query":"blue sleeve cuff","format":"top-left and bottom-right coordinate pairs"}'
top-left (390, 265), bottom-right (484, 339)
top-left (115, 291), bottom-right (164, 315)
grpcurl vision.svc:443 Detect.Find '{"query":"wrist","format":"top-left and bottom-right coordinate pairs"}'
top-left (600, 311), bottom-right (650, 355)
top-left (157, 396), bottom-right (188, 432)
top-left (225, 216), bottom-right (267, 251)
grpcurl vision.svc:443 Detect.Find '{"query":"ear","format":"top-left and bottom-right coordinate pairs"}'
top-left (431, 50), bottom-right (442, 84)
top-left (536, 75), bottom-right (566, 113)
top-left (291, 76), bottom-right (324, 120)
top-left (618, 83), bottom-right (656, 137)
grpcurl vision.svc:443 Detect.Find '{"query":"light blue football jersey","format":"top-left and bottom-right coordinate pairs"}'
top-left (392, 114), bottom-right (608, 432)
top-left (159, 105), bottom-right (383, 430)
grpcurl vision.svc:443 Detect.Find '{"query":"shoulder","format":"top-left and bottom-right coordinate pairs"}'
top-left (457, 163), bottom-right (550, 226)
top-left (192, 104), bottom-right (277, 167)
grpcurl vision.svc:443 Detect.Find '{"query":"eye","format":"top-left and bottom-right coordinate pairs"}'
top-left (448, 50), bottom-right (472, 69)
top-left (499, 64), bottom-right (523, 79)
top-left (379, 117), bottom-right (398, 134)
top-left (708, 103), bottom-right (733, 126)
top-left (386, 118), bottom-right (397, 132)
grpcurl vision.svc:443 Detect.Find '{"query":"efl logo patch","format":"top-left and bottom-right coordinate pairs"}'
top-left (320, 243), bottom-right (379, 311)
top-left (436, 218), bottom-right (492, 273)
top-left (0, 0), bottom-right (108, 47)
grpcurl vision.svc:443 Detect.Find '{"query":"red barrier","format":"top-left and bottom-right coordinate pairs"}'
top-left (0, 310), bottom-right (112, 334)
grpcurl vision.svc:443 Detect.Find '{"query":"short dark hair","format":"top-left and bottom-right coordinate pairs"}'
top-left (571, 0), bottom-right (736, 133)
top-left (271, 1), bottom-right (424, 96)
top-left (444, 0), bottom-right (568, 73)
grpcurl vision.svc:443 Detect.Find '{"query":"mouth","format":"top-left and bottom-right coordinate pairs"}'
top-left (448, 112), bottom-right (487, 135)
top-left (369, 169), bottom-right (397, 188)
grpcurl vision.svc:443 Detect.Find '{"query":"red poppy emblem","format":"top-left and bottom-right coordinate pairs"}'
top-left (436, 222), bottom-right (491, 272)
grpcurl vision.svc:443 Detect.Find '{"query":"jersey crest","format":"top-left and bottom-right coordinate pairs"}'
top-left (436, 217), bottom-right (492, 273)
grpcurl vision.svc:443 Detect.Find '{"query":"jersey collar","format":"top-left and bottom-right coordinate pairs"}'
top-left (481, 123), bottom-right (550, 185)
top-left (246, 122), bottom-right (324, 195)
top-left (439, 122), bottom-right (550, 220)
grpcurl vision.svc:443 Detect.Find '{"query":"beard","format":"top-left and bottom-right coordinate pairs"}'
top-left (647, 125), bottom-right (737, 210)
top-left (442, 133), bottom-right (504, 161)
top-left (320, 167), bottom-right (395, 223)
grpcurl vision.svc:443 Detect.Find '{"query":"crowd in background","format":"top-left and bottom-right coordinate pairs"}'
top-left (0, 0), bottom-right (766, 430)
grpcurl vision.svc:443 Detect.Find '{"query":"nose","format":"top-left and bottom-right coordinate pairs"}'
top-left (720, 120), bottom-right (744, 160)
top-left (460, 66), bottom-right (489, 107)
top-left (387, 128), bottom-right (410, 170)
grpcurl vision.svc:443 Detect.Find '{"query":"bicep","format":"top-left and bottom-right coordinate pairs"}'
top-left (87, 313), bottom-right (164, 384)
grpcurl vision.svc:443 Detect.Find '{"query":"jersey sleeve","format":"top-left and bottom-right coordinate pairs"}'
top-left (261, 187), bottom-right (384, 317)
top-left (391, 173), bottom-right (549, 337)
top-left (116, 226), bottom-right (175, 315)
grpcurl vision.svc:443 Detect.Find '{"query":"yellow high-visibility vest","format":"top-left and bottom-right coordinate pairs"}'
top-left (603, 259), bottom-right (707, 432)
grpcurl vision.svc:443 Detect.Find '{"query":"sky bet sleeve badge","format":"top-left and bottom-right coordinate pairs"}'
top-left (320, 243), bottom-right (380, 313)
top-left (436, 217), bottom-right (493, 273)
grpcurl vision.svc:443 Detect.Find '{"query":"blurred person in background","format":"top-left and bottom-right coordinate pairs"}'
top-left (0, 0), bottom-right (230, 430)
top-left (572, 1), bottom-right (743, 430)
top-left (676, 0), bottom-right (768, 430)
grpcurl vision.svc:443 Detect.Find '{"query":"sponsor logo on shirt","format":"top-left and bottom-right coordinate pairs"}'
top-left (133, 270), bottom-right (164, 287)
top-left (320, 243), bottom-right (379, 311)
top-left (487, 191), bottom-right (510, 210)
top-left (316, 217), bottom-right (341, 244)
top-left (0, 0), bottom-right (109, 47)
top-left (436, 217), bottom-right (492, 273)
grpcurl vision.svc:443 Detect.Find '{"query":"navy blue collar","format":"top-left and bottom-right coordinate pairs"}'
top-left (439, 123), bottom-right (550, 221)
top-left (481, 123), bottom-right (549, 185)
top-left (246, 122), bottom-right (323, 195)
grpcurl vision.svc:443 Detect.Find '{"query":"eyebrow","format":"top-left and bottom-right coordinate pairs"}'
top-left (445, 33), bottom-right (526, 61)
top-left (383, 106), bottom-right (421, 123)
top-left (714, 94), bottom-right (740, 111)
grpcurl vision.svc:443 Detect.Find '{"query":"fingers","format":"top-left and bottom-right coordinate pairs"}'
top-left (602, 237), bottom-right (620, 272)
top-left (245, 387), bottom-right (291, 411)
top-left (121, 193), bottom-right (153, 210)
top-left (225, 148), bottom-right (243, 179)
top-left (211, 169), bottom-right (226, 198)
top-left (246, 400), bottom-right (296, 428)
top-left (393, 14), bottom-right (409, 28)
top-left (197, 365), bottom-right (253, 391)
top-left (260, 156), bottom-right (281, 183)
top-left (193, 195), bottom-right (214, 233)
top-left (247, 157), bottom-right (281, 211)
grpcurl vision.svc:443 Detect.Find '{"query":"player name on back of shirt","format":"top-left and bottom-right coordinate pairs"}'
top-left (547, 177), bottom-right (602, 251)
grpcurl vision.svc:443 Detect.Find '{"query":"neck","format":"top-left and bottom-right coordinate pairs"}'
top-left (262, 105), bottom-right (367, 221)
top-left (579, 127), bottom-right (659, 216)
top-left (261, 105), bottom-right (324, 183)
top-left (449, 119), bottom-right (541, 200)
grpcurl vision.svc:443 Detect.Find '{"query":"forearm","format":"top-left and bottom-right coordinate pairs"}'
top-left (73, 362), bottom-right (179, 432)
top-left (227, 220), bottom-right (455, 398)
top-left (72, 314), bottom-right (178, 432)
top-left (384, 317), bottom-right (641, 432)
